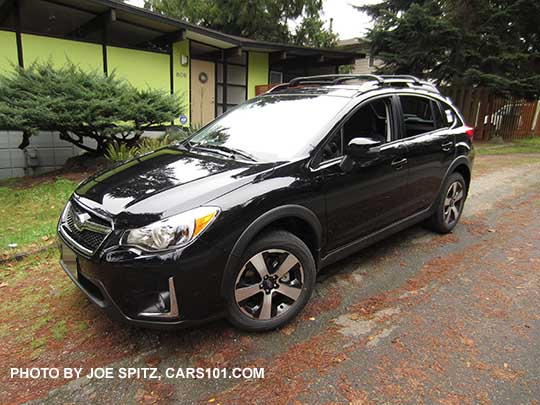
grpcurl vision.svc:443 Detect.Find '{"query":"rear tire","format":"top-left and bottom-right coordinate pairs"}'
top-left (225, 231), bottom-right (316, 332)
top-left (426, 172), bottom-right (467, 234)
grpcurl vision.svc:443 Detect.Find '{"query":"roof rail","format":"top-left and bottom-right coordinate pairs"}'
top-left (267, 74), bottom-right (439, 94)
top-left (379, 75), bottom-right (423, 85)
top-left (288, 74), bottom-right (384, 86)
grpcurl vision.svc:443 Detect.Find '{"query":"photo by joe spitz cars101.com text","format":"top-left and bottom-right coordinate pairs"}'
top-left (58, 74), bottom-right (474, 332)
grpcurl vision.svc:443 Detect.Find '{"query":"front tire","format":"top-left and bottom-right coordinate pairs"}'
top-left (426, 172), bottom-right (467, 233)
top-left (225, 231), bottom-right (316, 332)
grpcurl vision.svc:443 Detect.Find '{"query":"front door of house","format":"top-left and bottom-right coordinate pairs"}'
top-left (191, 59), bottom-right (215, 127)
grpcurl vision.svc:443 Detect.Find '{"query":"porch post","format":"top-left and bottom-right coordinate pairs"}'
top-left (222, 49), bottom-right (228, 113)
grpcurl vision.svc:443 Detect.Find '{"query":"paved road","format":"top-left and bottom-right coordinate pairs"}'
top-left (27, 155), bottom-right (540, 404)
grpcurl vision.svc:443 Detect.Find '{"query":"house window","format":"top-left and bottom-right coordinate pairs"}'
top-left (216, 52), bottom-right (248, 115)
top-left (269, 71), bottom-right (283, 84)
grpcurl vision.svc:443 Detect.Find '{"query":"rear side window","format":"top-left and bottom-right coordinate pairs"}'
top-left (400, 95), bottom-right (446, 137)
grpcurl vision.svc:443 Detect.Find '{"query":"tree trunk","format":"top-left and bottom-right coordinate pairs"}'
top-left (18, 130), bottom-right (32, 149)
top-left (59, 130), bottom-right (98, 154)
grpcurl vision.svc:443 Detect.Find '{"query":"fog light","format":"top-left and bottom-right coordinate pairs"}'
top-left (137, 277), bottom-right (179, 319)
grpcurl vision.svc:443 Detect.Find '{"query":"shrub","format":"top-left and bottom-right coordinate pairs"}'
top-left (105, 142), bottom-right (136, 162)
top-left (0, 62), bottom-right (184, 154)
top-left (105, 127), bottom-right (199, 162)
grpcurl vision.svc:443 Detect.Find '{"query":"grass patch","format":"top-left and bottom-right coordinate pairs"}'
top-left (31, 314), bottom-right (54, 332)
top-left (0, 248), bottom-right (58, 283)
top-left (0, 178), bottom-right (77, 255)
top-left (75, 321), bottom-right (89, 332)
top-left (476, 137), bottom-right (540, 155)
top-left (51, 320), bottom-right (68, 341)
top-left (30, 336), bottom-right (48, 350)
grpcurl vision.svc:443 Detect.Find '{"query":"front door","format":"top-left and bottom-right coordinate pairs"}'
top-left (191, 59), bottom-right (215, 127)
top-left (315, 96), bottom-right (409, 252)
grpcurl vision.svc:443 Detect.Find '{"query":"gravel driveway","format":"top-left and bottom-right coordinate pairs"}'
top-left (5, 154), bottom-right (540, 404)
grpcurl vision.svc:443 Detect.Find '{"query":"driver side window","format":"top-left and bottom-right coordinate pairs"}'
top-left (343, 98), bottom-right (391, 148)
top-left (317, 97), bottom-right (392, 166)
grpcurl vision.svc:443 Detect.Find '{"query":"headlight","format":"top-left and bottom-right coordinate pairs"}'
top-left (121, 206), bottom-right (219, 251)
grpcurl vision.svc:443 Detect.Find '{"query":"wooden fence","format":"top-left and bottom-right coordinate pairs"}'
top-left (442, 87), bottom-right (540, 141)
top-left (255, 83), bottom-right (279, 96)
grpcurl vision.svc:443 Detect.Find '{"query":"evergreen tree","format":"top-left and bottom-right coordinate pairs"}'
top-left (360, 0), bottom-right (540, 95)
top-left (0, 63), bottom-right (183, 153)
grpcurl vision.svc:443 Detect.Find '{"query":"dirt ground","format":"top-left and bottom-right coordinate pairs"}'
top-left (2, 153), bottom-right (540, 404)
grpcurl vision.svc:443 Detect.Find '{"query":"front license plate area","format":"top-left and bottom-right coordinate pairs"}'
top-left (61, 242), bottom-right (78, 279)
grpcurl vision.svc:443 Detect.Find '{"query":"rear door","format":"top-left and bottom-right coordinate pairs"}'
top-left (398, 94), bottom-right (456, 217)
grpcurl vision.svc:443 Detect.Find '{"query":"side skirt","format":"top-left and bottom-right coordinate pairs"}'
top-left (319, 207), bottom-right (433, 269)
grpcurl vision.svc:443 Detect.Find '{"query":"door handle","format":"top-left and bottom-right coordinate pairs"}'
top-left (391, 158), bottom-right (407, 169)
top-left (441, 141), bottom-right (453, 151)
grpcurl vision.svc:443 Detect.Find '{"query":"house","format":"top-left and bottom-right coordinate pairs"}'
top-left (337, 38), bottom-right (383, 75)
top-left (0, 0), bottom-right (358, 179)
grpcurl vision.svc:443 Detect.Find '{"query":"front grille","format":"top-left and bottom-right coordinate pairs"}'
top-left (62, 202), bottom-right (112, 253)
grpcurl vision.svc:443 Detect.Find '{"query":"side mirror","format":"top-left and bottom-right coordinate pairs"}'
top-left (346, 137), bottom-right (382, 159)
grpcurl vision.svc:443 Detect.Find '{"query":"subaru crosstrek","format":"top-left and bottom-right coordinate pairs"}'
top-left (58, 74), bottom-right (474, 331)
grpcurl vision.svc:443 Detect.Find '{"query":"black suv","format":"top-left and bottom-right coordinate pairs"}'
top-left (58, 74), bottom-right (474, 332)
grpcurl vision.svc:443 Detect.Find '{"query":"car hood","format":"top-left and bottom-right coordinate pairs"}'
top-left (74, 147), bottom-right (275, 227)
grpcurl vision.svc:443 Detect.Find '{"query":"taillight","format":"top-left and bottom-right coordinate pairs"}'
top-left (464, 126), bottom-right (474, 141)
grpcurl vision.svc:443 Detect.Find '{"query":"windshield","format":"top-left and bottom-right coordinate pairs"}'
top-left (188, 94), bottom-right (350, 162)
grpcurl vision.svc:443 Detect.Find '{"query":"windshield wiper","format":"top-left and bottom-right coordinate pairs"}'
top-left (189, 142), bottom-right (258, 162)
top-left (206, 145), bottom-right (258, 162)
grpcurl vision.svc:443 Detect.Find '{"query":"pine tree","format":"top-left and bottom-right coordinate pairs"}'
top-left (360, 0), bottom-right (540, 95)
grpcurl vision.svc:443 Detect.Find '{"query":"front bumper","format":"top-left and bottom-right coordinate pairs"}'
top-left (58, 235), bottom-right (228, 330)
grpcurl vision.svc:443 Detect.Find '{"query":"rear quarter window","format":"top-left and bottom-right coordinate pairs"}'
top-left (440, 100), bottom-right (463, 128)
top-left (432, 101), bottom-right (449, 129)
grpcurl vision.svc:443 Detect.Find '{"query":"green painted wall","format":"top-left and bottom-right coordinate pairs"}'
top-left (107, 46), bottom-right (169, 92)
top-left (247, 51), bottom-right (269, 99)
top-left (172, 40), bottom-right (190, 126)
top-left (22, 34), bottom-right (102, 71)
top-left (0, 30), bottom-right (18, 74)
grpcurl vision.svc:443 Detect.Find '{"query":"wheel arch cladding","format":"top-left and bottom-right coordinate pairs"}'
top-left (443, 156), bottom-right (471, 192)
top-left (453, 164), bottom-right (471, 192)
top-left (221, 205), bottom-right (323, 295)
